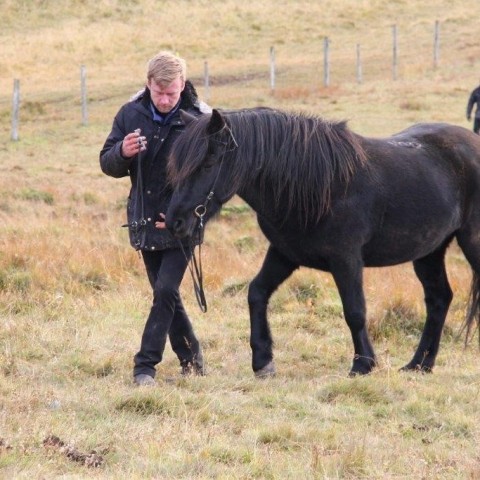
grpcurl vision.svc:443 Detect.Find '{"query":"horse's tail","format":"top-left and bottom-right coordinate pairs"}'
top-left (463, 271), bottom-right (480, 346)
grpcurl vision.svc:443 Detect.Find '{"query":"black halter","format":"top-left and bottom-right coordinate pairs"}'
top-left (180, 123), bottom-right (238, 312)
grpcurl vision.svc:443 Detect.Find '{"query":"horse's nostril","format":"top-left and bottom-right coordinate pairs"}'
top-left (173, 218), bottom-right (184, 234)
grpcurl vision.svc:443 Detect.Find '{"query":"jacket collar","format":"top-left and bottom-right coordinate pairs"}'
top-left (149, 100), bottom-right (181, 125)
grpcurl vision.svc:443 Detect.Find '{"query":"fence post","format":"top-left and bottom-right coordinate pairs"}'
top-left (356, 44), bottom-right (362, 84)
top-left (433, 20), bottom-right (440, 69)
top-left (270, 46), bottom-right (276, 94)
top-left (204, 60), bottom-right (210, 103)
top-left (11, 79), bottom-right (20, 141)
top-left (323, 37), bottom-right (330, 87)
top-left (392, 24), bottom-right (398, 80)
top-left (80, 65), bottom-right (88, 126)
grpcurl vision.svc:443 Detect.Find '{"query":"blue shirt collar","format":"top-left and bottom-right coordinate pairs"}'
top-left (149, 100), bottom-right (181, 125)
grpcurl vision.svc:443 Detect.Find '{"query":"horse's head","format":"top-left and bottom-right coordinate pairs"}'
top-left (166, 109), bottom-right (238, 238)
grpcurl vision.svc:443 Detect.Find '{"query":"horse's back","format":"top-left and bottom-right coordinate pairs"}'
top-left (362, 122), bottom-right (480, 186)
top-left (346, 122), bottom-right (480, 265)
top-left (390, 122), bottom-right (480, 165)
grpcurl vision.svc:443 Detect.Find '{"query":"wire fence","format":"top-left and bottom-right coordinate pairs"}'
top-left (4, 19), bottom-right (478, 141)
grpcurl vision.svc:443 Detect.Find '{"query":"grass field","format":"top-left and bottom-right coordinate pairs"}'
top-left (1, 1), bottom-right (480, 478)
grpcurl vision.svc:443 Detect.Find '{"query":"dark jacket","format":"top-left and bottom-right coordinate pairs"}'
top-left (100, 81), bottom-right (207, 251)
top-left (467, 86), bottom-right (480, 119)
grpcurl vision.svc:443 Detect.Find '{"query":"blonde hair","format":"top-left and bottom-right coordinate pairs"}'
top-left (147, 51), bottom-right (186, 85)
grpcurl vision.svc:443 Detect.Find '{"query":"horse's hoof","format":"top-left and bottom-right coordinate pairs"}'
top-left (400, 363), bottom-right (433, 373)
top-left (349, 356), bottom-right (375, 376)
top-left (254, 361), bottom-right (276, 378)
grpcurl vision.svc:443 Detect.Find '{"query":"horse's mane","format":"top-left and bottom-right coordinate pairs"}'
top-left (169, 107), bottom-right (368, 225)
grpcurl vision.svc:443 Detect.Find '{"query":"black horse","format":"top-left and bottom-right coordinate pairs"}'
top-left (166, 107), bottom-right (480, 377)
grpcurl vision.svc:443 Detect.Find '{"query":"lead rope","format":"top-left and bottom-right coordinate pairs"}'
top-left (178, 215), bottom-right (207, 313)
top-left (178, 171), bottom-right (218, 313)
top-left (122, 133), bottom-right (146, 250)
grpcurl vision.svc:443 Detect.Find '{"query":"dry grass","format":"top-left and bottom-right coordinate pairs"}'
top-left (1, 0), bottom-right (480, 478)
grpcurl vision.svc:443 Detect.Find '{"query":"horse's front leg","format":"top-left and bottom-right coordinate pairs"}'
top-left (329, 255), bottom-right (376, 375)
top-left (248, 245), bottom-right (298, 377)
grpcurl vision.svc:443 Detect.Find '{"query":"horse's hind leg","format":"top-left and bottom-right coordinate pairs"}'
top-left (248, 245), bottom-right (298, 377)
top-left (456, 227), bottom-right (480, 340)
top-left (403, 246), bottom-right (452, 372)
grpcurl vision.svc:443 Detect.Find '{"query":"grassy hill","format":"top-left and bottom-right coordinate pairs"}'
top-left (1, 1), bottom-right (479, 478)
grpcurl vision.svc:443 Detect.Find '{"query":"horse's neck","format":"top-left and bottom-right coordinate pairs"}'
top-left (237, 183), bottom-right (271, 218)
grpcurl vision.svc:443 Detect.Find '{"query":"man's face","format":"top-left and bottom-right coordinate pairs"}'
top-left (148, 76), bottom-right (185, 114)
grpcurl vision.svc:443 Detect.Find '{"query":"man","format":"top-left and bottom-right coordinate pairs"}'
top-left (466, 80), bottom-right (480, 134)
top-left (100, 51), bottom-right (209, 386)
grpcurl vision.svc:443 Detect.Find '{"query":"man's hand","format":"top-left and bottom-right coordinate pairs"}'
top-left (122, 130), bottom-right (147, 158)
top-left (155, 213), bottom-right (166, 229)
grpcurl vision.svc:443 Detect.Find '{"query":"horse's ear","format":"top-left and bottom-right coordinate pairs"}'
top-left (207, 109), bottom-right (226, 134)
top-left (180, 109), bottom-right (198, 125)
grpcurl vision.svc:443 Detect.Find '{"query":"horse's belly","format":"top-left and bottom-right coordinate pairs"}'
top-left (362, 194), bottom-right (463, 265)
top-left (362, 225), bottom-right (456, 266)
top-left (363, 249), bottom-right (430, 267)
top-left (275, 221), bottom-right (457, 269)
top-left (258, 199), bottom-right (462, 269)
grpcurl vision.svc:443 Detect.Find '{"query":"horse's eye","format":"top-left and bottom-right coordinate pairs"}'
top-left (202, 158), bottom-right (216, 171)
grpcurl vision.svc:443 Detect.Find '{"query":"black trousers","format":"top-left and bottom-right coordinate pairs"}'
top-left (133, 248), bottom-right (202, 378)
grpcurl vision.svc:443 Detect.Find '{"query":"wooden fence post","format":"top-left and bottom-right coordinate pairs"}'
top-left (11, 79), bottom-right (20, 141)
top-left (392, 24), bottom-right (398, 80)
top-left (323, 37), bottom-right (330, 87)
top-left (433, 20), bottom-right (440, 69)
top-left (80, 65), bottom-right (88, 126)
top-left (270, 46), bottom-right (276, 94)
top-left (356, 44), bottom-right (362, 84)
top-left (204, 60), bottom-right (210, 102)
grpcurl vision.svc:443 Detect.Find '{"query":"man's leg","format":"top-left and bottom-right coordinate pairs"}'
top-left (133, 248), bottom-right (203, 379)
top-left (168, 295), bottom-right (204, 374)
top-left (162, 248), bottom-right (204, 374)
top-left (133, 250), bottom-right (167, 379)
top-left (474, 117), bottom-right (480, 134)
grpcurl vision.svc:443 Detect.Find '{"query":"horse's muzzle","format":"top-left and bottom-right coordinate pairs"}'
top-left (166, 215), bottom-right (194, 239)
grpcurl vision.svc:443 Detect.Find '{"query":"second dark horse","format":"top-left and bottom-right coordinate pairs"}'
top-left (166, 108), bottom-right (480, 377)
